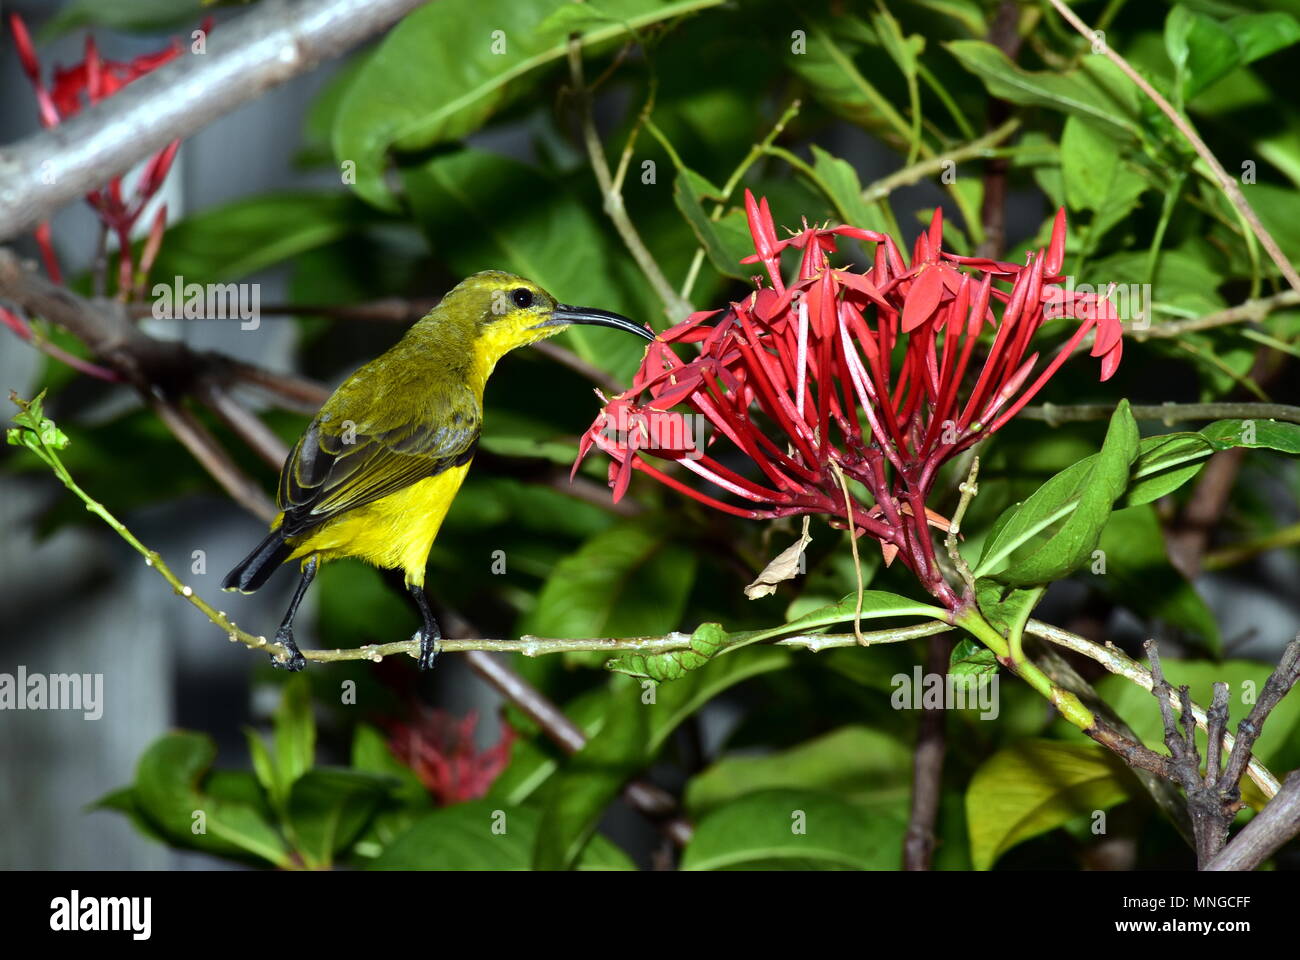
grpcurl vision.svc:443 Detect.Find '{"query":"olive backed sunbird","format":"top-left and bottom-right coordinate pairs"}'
top-left (221, 271), bottom-right (653, 672)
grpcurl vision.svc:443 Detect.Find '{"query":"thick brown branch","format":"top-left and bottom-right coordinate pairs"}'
top-left (0, 0), bottom-right (427, 239)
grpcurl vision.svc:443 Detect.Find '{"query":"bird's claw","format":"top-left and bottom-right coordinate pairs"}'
top-left (273, 629), bottom-right (306, 672)
top-left (416, 629), bottom-right (440, 672)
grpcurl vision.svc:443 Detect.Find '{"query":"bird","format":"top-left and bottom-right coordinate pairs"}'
top-left (221, 270), bottom-right (654, 672)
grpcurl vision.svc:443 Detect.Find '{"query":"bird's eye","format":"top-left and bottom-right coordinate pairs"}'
top-left (511, 287), bottom-right (534, 309)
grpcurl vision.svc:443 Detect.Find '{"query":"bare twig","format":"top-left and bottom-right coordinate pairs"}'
top-left (1027, 619), bottom-right (1281, 800)
top-left (860, 118), bottom-right (1021, 205)
top-left (943, 456), bottom-right (980, 597)
top-left (0, 0), bottom-right (428, 240)
top-left (1205, 771), bottom-right (1300, 871)
top-left (194, 379), bottom-right (291, 470)
top-left (1146, 637), bottom-right (1300, 867)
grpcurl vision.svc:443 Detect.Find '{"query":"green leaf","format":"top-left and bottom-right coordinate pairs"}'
top-left (351, 723), bottom-right (428, 803)
top-left (1167, 8), bottom-right (1300, 102)
top-left (1201, 418), bottom-right (1300, 454)
top-left (7, 391), bottom-right (68, 452)
top-left (671, 169), bottom-right (753, 280)
top-left (533, 675), bottom-right (651, 870)
top-left (368, 801), bottom-right (633, 870)
top-left (978, 400), bottom-right (1140, 585)
top-left (949, 638), bottom-right (999, 679)
top-left (271, 675), bottom-right (316, 809)
top-left (1095, 505), bottom-right (1221, 654)
top-left (966, 740), bottom-right (1133, 870)
top-left (244, 728), bottom-right (278, 800)
top-left (1123, 432), bottom-right (1215, 506)
top-left (130, 732), bottom-right (289, 866)
top-left (484, 687), bottom-right (611, 806)
top-left (145, 192), bottom-right (382, 286)
top-left (761, 590), bottom-right (948, 639)
top-left (946, 40), bottom-right (1142, 142)
top-left (681, 788), bottom-right (906, 870)
top-left (684, 726), bottom-right (914, 819)
top-left (332, 0), bottom-right (723, 209)
top-left (809, 145), bottom-right (891, 232)
top-left (400, 147), bottom-right (652, 383)
top-left (1166, 6), bottom-right (1241, 101)
top-left (645, 646), bottom-right (791, 754)
top-left (520, 517), bottom-right (697, 643)
top-left (1060, 116), bottom-right (1119, 213)
top-left (287, 768), bottom-right (396, 868)
top-left (607, 621), bottom-right (729, 682)
top-left (977, 416), bottom-right (1300, 584)
top-left (43, 0), bottom-right (206, 36)
top-left (533, 643), bottom-right (792, 867)
top-left (788, 18), bottom-right (912, 147)
top-left (974, 581), bottom-right (1043, 638)
top-left (1058, 119), bottom-right (1149, 254)
top-left (1223, 12), bottom-right (1300, 66)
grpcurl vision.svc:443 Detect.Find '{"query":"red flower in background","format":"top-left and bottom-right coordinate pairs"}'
top-left (387, 708), bottom-right (514, 806)
top-left (577, 192), bottom-right (1122, 608)
top-left (7, 12), bottom-right (204, 292)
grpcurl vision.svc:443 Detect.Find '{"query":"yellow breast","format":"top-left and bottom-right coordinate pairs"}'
top-left (286, 462), bottom-right (472, 587)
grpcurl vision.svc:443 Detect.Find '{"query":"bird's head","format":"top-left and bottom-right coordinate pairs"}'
top-left (440, 271), bottom-right (654, 361)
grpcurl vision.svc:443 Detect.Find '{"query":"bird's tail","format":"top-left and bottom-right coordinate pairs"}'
top-left (222, 529), bottom-right (293, 594)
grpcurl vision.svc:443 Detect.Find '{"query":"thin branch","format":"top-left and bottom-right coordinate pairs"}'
top-left (1046, 0), bottom-right (1300, 293)
top-left (194, 379), bottom-right (291, 470)
top-left (1202, 520), bottom-right (1300, 571)
top-left (1022, 401), bottom-right (1300, 427)
top-left (1129, 291), bottom-right (1300, 340)
top-left (943, 456), bottom-right (980, 597)
top-left (0, 0), bottom-right (427, 240)
top-left (566, 38), bottom-right (692, 323)
top-left (860, 117), bottom-right (1021, 205)
top-left (149, 396), bottom-right (276, 521)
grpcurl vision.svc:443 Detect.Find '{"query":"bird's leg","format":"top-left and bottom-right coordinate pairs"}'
top-left (407, 582), bottom-right (442, 671)
top-left (272, 554), bottom-right (317, 672)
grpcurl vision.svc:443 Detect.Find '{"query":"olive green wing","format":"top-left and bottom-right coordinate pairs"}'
top-left (276, 380), bottom-right (480, 538)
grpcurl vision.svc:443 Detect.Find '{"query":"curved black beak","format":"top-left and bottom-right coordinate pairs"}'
top-left (537, 304), bottom-right (655, 341)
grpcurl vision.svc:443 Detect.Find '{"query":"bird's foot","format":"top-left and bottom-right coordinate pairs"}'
top-left (272, 628), bottom-right (306, 672)
top-left (415, 628), bottom-right (441, 672)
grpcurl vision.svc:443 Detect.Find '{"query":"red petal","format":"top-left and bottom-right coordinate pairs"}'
top-left (1045, 207), bottom-right (1067, 276)
top-left (902, 267), bottom-right (944, 332)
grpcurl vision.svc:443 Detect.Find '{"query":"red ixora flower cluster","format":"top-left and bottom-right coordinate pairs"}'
top-left (7, 12), bottom-right (203, 291)
top-left (577, 191), bottom-right (1122, 608)
top-left (387, 708), bottom-right (514, 806)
